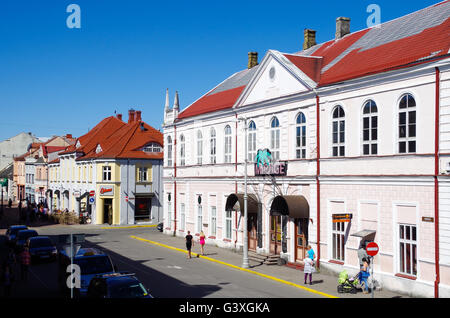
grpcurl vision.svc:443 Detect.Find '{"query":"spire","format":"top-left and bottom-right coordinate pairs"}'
top-left (173, 91), bottom-right (179, 111)
top-left (165, 88), bottom-right (170, 112)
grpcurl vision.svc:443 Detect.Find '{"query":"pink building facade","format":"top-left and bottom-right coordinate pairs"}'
top-left (162, 3), bottom-right (450, 297)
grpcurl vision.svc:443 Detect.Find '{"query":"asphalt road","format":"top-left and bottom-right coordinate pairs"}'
top-left (8, 225), bottom-right (317, 299)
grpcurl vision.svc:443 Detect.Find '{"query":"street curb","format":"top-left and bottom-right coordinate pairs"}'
top-left (100, 224), bottom-right (157, 230)
top-left (130, 235), bottom-right (338, 299)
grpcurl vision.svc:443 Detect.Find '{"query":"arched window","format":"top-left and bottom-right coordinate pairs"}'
top-left (296, 112), bottom-right (306, 159)
top-left (224, 125), bottom-right (232, 163)
top-left (332, 106), bottom-right (345, 157)
top-left (179, 134), bottom-right (185, 166)
top-left (197, 130), bottom-right (203, 165)
top-left (362, 100), bottom-right (378, 155)
top-left (167, 136), bottom-right (173, 166)
top-left (142, 142), bottom-right (162, 153)
top-left (270, 117), bottom-right (280, 160)
top-left (210, 128), bottom-right (216, 164)
top-left (248, 121), bottom-right (257, 162)
top-left (399, 94), bottom-right (416, 153)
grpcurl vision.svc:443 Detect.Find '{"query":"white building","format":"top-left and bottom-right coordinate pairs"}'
top-left (162, 2), bottom-right (450, 298)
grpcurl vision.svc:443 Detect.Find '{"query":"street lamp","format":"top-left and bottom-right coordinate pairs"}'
top-left (237, 117), bottom-right (249, 269)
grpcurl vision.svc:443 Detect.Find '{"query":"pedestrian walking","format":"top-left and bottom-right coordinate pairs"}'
top-left (303, 256), bottom-right (315, 285)
top-left (359, 257), bottom-right (371, 294)
top-left (185, 231), bottom-right (194, 259)
top-left (199, 231), bottom-right (206, 256)
top-left (19, 247), bottom-right (31, 281)
top-left (8, 198), bottom-right (12, 208)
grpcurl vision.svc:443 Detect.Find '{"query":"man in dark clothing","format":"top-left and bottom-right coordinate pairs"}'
top-left (185, 231), bottom-right (194, 259)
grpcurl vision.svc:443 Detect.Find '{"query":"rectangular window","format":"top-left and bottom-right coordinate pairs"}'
top-left (167, 200), bottom-right (172, 229)
top-left (168, 144), bottom-right (173, 166)
top-left (138, 167), bottom-right (148, 182)
top-left (225, 210), bottom-right (232, 240)
top-left (332, 220), bottom-right (346, 261)
top-left (224, 135), bottom-right (232, 163)
top-left (210, 206), bottom-right (217, 237)
top-left (180, 203), bottom-right (185, 231)
top-left (103, 166), bottom-right (112, 181)
top-left (399, 224), bottom-right (417, 276)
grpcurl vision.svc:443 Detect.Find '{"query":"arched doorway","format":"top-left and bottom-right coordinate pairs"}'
top-left (270, 195), bottom-right (309, 260)
top-left (225, 193), bottom-right (260, 251)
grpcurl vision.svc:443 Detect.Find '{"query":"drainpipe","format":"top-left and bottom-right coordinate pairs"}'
top-left (315, 92), bottom-right (321, 269)
top-left (235, 113), bottom-right (238, 248)
top-left (434, 67), bottom-right (440, 298)
top-left (174, 124), bottom-right (177, 236)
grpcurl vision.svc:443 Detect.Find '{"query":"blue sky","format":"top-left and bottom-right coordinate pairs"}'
top-left (0, 0), bottom-right (441, 141)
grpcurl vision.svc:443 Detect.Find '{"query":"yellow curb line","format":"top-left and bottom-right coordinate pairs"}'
top-left (130, 235), bottom-right (338, 298)
top-left (101, 225), bottom-right (157, 230)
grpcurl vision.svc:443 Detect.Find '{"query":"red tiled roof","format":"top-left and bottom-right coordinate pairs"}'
top-left (283, 54), bottom-right (323, 83)
top-left (178, 85), bottom-right (246, 119)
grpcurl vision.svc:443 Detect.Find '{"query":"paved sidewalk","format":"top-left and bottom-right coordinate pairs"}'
top-left (127, 230), bottom-right (409, 299)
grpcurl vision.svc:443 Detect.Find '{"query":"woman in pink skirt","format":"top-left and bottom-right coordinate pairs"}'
top-left (199, 231), bottom-right (206, 256)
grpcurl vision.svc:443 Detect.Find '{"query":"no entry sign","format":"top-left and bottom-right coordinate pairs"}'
top-left (366, 242), bottom-right (379, 257)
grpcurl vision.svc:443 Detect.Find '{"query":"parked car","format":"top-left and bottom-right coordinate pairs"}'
top-left (5, 225), bottom-right (28, 246)
top-left (27, 236), bottom-right (57, 263)
top-left (87, 272), bottom-right (152, 298)
top-left (58, 247), bottom-right (116, 297)
top-left (157, 222), bottom-right (163, 232)
top-left (15, 229), bottom-right (38, 252)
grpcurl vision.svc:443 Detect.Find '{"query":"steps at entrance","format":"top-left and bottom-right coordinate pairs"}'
top-left (247, 251), bottom-right (282, 266)
top-left (264, 254), bottom-right (282, 266)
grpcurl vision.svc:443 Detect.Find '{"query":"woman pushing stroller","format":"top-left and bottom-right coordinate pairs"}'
top-left (359, 258), bottom-right (371, 294)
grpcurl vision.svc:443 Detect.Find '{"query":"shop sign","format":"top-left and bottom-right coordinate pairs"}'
top-left (73, 191), bottom-right (81, 198)
top-left (422, 217), bottom-right (434, 223)
top-left (332, 213), bottom-right (353, 223)
top-left (99, 186), bottom-right (114, 196)
top-left (254, 149), bottom-right (288, 176)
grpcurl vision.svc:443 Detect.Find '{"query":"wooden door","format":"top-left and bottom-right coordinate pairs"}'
top-left (270, 215), bottom-right (282, 254)
top-left (248, 214), bottom-right (257, 251)
top-left (295, 218), bottom-right (308, 262)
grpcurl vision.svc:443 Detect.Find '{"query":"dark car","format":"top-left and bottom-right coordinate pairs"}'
top-left (157, 222), bottom-right (163, 232)
top-left (15, 229), bottom-right (38, 251)
top-left (58, 247), bottom-right (116, 297)
top-left (5, 225), bottom-right (28, 246)
top-left (87, 273), bottom-right (152, 298)
top-left (27, 236), bottom-right (57, 263)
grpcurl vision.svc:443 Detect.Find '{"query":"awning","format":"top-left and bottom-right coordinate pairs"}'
top-left (134, 192), bottom-right (155, 198)
top-left (225, 193), bottom-right (259, 214)
top-left (76, 192), bottom-right (90, 201)
top-left (270, 195), bottom-right (309, 219)
top-left (351, 230), bottom-right (376, 238)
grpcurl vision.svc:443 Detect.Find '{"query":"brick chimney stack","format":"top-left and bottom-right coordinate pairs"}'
top-left (303, 29), bottom-right (317, 50)
top-left (117, 113), bottom-right (123, 121)
top-left (128, 109), bottom-right (135, 123)
top-left (336, 17), bottom-right (350, 39)
top-left (136, 110), bottom-right (142, 121)
top-left (248, 52), bottom-right (258, 69)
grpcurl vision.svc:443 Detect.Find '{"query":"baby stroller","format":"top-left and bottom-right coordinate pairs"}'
top-left (337, 270), bottom-right (359, 294)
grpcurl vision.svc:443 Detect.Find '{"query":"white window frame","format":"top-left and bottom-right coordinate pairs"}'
top-left (180, 203), bottom-right (185, 232)
top-left (210, 206), bottom-right (217, 237)
top-left (197, 197), bottom-right (203, 233)
top-left (179, 134), bottom-right (185, 166)
top-left (332, 218), bottom-right (346, 262)
top-left (398, 93), bottom-right (417, 154)
top-left (225, 209), bottom-right (233, 240)
top-left (143, 142), bottom-right (162, 153)
top-left (248, 121), bottom-right (257, 163)
top-left (197, 130), bottom-right (203, 165)
top-left (270, 117), bottom-right (280, 160)
top-left (102, 166), bottom-right (112, 181)
top-left (362, 100), bottom-right (378, 155)
top-left (210, 127), bottom-right (216, 164)
top-left (138, 167), bottom-right (148, 182)
top-left (398, 223), bottom-right (417, 276)
top-left (224, 125), bottom-right (232, 163)
top-left (167, 136), bottom-right (173, 166)
top-left (332, 106), bottom-right (345, 157)
top-left (295, 112), bottom-right (306, 159)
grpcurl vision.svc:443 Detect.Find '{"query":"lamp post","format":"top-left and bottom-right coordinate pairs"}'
top-left (238, 117), bottom-right (249, 269)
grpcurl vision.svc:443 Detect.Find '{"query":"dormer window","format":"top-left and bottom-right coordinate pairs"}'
top-left (96, 144), bottom-right (102, 154)
top-left (142, 142), bottom-right (162, 153)
top-left (76, 140), bottom-right (81, 148)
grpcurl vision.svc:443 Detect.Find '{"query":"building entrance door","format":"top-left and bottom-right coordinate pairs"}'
top-left (295, 218), bottom-right (308, 262)
top-left (270, 215), bottom-right (282, 254)
top-left (248, 214), bottom-right (257, 251)
top-left (103, 199), bottom-right (113, 225)
top-left (135, 197), bottom-right (152, 222)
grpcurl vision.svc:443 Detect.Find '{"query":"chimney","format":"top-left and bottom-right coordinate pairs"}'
top-left (116, 113), bottom-right (123, 121)
top-left (128, 109), bottom-right (135, 123)
top-left (65, 134), bottom-right (72, 139)
top-left (136, 110), bottom-right (142, 122)
top-left (303, 29), bottom-right (317, 50)
top-left (336, 17), bottom-right (350, 39)
top-left (248, 52), bottom-right (258, 69)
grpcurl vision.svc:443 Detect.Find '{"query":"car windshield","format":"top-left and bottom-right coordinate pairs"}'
top-left (75, 256), bottom-right (114, 275)
top-left (108, 281), bottom-right (148, 298)
top-left (30, 238), bottom-right (53, 248)
top-left (18, 232), bottom-right (36, 239)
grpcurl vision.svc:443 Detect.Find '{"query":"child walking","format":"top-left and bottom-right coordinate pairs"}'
top-left (303, 256), bottom-right (315, 285)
